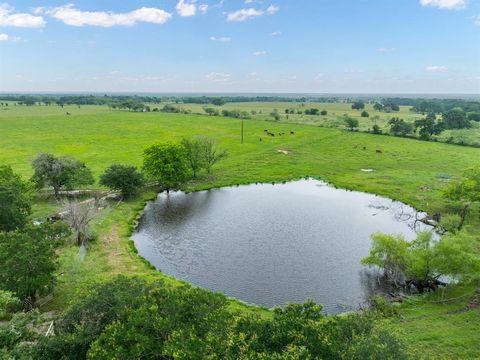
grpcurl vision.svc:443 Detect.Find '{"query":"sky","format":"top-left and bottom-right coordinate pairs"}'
top-left (0, 0), bottom-right (479, 94)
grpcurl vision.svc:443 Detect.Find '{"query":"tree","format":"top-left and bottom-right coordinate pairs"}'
top-left (343, 115), bottom-right (359, 131)
top-left (203, 107), bottom-right (219, 116)
top-left (99, 165), bottom-right (144, 198)
top-left (388, 117), bottom-right (413, 136)
top-left (270, 109), bottom-right (281, 121)
top-left (62, 200), bottom-right (97, 246)
top-left (31, 153), bottom-right (94, 197)
top-left (373, 103), bottom-right (384, 111)
top-left (414, 113), bottom-right (444, 140)
top-left (199, 136), bottom-right (228, 174)
top-left (211, 98), bottom-right (226, 106)
top-left (0, 224), bottom-right (67, 304)
top-left (445, 166), bottom-right (480, 229)
top-left (351, 101), bottom-right (365, 110)
top-left (361, 233), bottom-right (409, 285)
top-left (441, 107), bottom-right (470, 129)
top-left (467, 112), bottom-right (480, 122)
top-left (143, 143), bottom-right (189, 192)
top-left (0, 166), bottom-right (32, 232)
top-left (361, 110), bottom-right (369, 118)
top-left (372, 124), bottom-right (382, 134)
top-left (181, 137), bottom-right (205, 178)
top-left (320, 110), bottom-right (328, 116)
top-left (362, 231), bottom-right (480, 292)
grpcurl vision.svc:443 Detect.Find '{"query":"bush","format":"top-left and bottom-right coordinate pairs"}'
top-left (0, 291), bottom-right (21, 320)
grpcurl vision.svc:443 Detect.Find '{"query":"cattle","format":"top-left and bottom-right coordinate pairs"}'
top-left (376, 149), bottom-right (383, 154)
top-left (290, 131), bottom-right (295, 135)
top-left (66, 112), bottom-right (71, 115)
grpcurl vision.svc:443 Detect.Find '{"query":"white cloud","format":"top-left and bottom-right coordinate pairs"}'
top-left (0, 3), bottom-right (46, 28)
top-left (266, 4), bottom-right (279, 15)
top-left (378, 47), bottom-right (396, 53)
top-left (205, 72), bottom-right (231, 82)
top-left (419, 0), bottom-right (467, 10)
top-left (176, 0), bottom-right (196, 17)
top-left (426, 65), bottom-right (449, 72)
top-left (226, 8), bottom-right (264, 22)
top-left (47, 4), bottom-right (171, 27)
top-left (270, 31), bottom-right (281, 36)
top-left (245, 0), bottom-right (254, 3)
top-left (253, 50), bottom-right (267, 56)
top-left (199, 4), bottom-right (208, 14)
top-left (474, 15), bottom-right (480, 26)
top-left (210, 36), bottom-right (231, 42)
top-left (0, 32), bottom-right (22, 41)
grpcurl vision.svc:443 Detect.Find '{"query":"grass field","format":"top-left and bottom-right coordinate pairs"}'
top-left (168, 101), bottom-right (480, 147)
top-left (1, 104), bottom-right (479, 358)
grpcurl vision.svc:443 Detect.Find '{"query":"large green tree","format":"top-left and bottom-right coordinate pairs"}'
top-left (414, 113), bottom-right (444, 140)
top-left (31, 153), bottom-right (94, 197)
top-left (441, 107), bottom-right (470, 129)
top-left (99, 164), bottom-right (144, 198)
top-left (0, 166), bottom-right (32, 232)
top-left (0, 223), bottom-right (68, 304)
top-left (143, 143), bottom-right (189, 192)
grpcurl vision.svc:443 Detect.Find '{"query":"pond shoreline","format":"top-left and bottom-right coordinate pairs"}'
top-left (130, 178), bottom-right (433, 314)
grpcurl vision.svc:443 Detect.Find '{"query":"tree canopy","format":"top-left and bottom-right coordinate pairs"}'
top-left (143, 143), bottom-right (189, 192)
top-left (99, 164), bottom-right (144, 198)
top-left (0, 223), bottom-right (69, 303)
top-left (0, 166), bottom-right (32, 232)
top-left (31, 153), bottom-right (94, 197)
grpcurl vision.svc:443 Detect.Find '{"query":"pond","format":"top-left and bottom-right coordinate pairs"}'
top-left (132, 179), bottom-right (432, 314)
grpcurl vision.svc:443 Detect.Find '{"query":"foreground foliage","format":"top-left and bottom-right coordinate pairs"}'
top-left (32, 276), bottom-right (407, 360)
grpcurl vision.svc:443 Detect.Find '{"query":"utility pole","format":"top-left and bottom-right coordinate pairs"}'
top-left (241, 119), bottom-right (244, 144)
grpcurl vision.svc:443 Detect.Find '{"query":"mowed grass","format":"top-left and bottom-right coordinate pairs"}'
top-left (1, 104), bottom-right (480, 214)
top-left (1, 104), bottom-right (480, 358)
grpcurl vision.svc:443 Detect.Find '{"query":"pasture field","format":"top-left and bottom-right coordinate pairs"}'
top-left (1, 104), bottom-right (480, 358)
top-left (172, 101), bottom-right (480, 146)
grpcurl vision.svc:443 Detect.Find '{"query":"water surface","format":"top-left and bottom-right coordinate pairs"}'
top-left (132, 180), bottom-right (430, 313)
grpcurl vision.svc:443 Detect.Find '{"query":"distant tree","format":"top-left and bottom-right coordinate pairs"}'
top-left (203, 107), bottom-right (219, 116)
top-left (371, 124), bottom-right (382, 134)
top-left (181, 137), bottom-right (205, 178)
top-left (0, 224), bottom-right (68, 304)
top-left (31, 153), bottom-right (94, 197)
top-left (467, 112), bottom-right (480, 122)
top-left (143, 143), bottom-right (189, 192)
top-left (388, 117), bottom-right (413, 136)
top-left (99, 165), bottom-right (144, 198)
top-left (441, 107), bottom-right (470, 129)
top-left (304, 108), bottom-right (319, 115)
top-left (373, 103), bottom-right (384, 111)
top-left (320, 110), bottom-right (328, 116)
top-left (0, 166), bottom-right (33, 232)
top-left (211, 98), bottom-right (226, 106)
top-left (343, 115), bottom-right (359, 131)
top-left (270, 109), bottom-right (281, 121)
top-left (414, 113), bottom-right (444, 140)
top-left (351, 101), bottom-right (365, 110)
top-left (361, 110), bottom-right (369, 118)
top-left (199, 136), bottom-right (228, 174)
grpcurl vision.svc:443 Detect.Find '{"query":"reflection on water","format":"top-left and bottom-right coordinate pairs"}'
top-left (132, 179), bottom-right (431, 314)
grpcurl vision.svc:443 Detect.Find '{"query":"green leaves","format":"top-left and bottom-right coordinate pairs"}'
top-left (0, 166), bottom-right (33, 232)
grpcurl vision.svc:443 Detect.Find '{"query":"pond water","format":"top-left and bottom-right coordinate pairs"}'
top-left (132, 179), bottom-right (431, 314)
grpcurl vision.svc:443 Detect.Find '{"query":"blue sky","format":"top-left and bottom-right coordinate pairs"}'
top-left (0, 0), bottom-right (479, 93)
